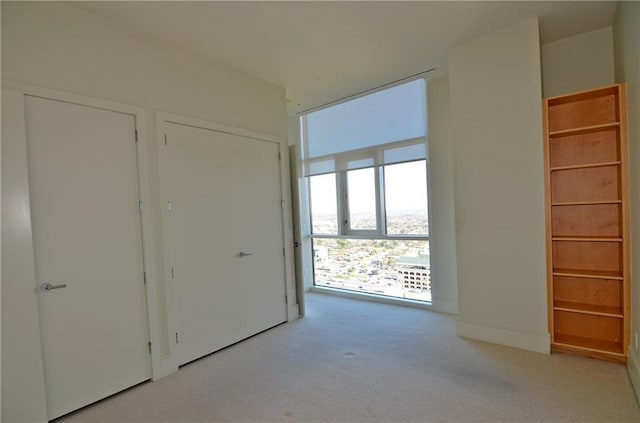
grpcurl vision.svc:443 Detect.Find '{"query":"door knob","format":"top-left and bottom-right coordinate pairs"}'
top-left (40, 282), bottom-right (67, 292)
top-left (237, 251), bottom-right (253, 257)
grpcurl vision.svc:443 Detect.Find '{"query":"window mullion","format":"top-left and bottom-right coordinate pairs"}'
top-left (336, 171), bottom-right (348, 236)
top-left (376, 167), bottom-right (386, 236)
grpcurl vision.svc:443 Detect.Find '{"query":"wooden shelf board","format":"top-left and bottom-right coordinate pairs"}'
top-left (553, 301), bottom-right (623, 318)
top-left (551, 343), bottom-right (626, 363)
top-left (552, 236), bottom-right (622, 242)
top-left (550, 161), bottom-right (620, 172)
top-left (553, 334), bottom-right (624, 355)
top-left (549, 122), bottom-right (619, 138)
top-left (551, 200), bottom-right (621, 206)
top-left (552, 268), bottom-right (623, 280)
top-left (546, 84), bottom-right (620, 103)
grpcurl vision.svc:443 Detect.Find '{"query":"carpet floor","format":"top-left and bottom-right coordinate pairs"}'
top-left (57, 292), bottom-right (640, 422)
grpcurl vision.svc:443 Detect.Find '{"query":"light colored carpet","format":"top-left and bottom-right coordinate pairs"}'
top-left (58, 292), bottom-right (640, 423)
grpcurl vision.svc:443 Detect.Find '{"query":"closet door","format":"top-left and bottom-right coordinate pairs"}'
top-left (162, 122), bottom-right (286, 366)
top-left (26, 96), bottom-right (151, 419)
top-left (233, 136), bottom-right (287, 337)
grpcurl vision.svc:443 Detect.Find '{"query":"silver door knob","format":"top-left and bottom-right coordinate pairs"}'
top-left (237, 251), bottom-right (253, 257)
top-left (40, 282), bottom-right (67, 292)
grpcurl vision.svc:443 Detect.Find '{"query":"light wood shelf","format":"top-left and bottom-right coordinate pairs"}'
top-left (549, 122), bottom-right (620, 138)
top-left (553, 334), bottom-right (624, 355)
top-left (551, 200), bottom-right (621, 206)
top-left (553, 301), bottom-right (623, 318)
top-left (552, 268), bottom-right (623, 280)
top-left (550, 161), bottom-right (620, 171)
top-left (544, 83), bottom-right (629, 362)
top-left (551, 236), bottom-right (622, 242)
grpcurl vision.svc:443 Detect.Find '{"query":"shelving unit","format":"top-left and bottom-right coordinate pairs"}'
top-left (543, 84), bottom-right (630, 362)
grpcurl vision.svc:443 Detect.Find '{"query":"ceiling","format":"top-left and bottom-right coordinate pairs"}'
top-left (75, 1), bottom-right (617, 114)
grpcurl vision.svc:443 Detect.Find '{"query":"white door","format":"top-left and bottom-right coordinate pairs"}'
top-left (162, 122), bottom-right (287, 366)
top-left (232, 136), bottom-right (287, 337)
top-left (25, 96), bottom-right (151, 420)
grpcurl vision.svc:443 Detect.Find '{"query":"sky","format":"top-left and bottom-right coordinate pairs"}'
top-left (310, 160), bottom-right (428, 215)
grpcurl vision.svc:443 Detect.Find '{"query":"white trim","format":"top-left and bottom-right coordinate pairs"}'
top-left (628, 347), bottom-right (640, 405)
top-left (309, 234), bottom-right (429, 241)
top-left (1, 87), bottom-right (50, 422)
top-left (431, 299), bottom-right (458, 316)
top-left (310, 286), bottom-right (433, 311)
top-left (457, 319), bottom-right (551, 354)
top-left (2, 79), bottom-right (144, 117)
top-left (156, 111), bottom-right (281, 144)
top-left (1, 80), bottom-right (170, 382)
top-left (154, 112), bottom-right (298, 326)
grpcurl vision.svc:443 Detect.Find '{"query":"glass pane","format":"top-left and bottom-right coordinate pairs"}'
top-left (312, 238), bottom-right (431, 302)
top-left (309, 173), bottom-right (338, 235)
top-left (384, 161), bottom-right (428, 235)
top-left (347, 167), bottom-right (377, 231)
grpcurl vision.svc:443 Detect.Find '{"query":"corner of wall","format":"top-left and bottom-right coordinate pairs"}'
top-left (628, 348), bottom-right (640, 405)
top-left (457, 319), bottom-right (551, 354)
top-left (448, 17), bottom-right (547, 354)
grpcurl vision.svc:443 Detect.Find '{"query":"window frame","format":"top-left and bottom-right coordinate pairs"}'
top-left (308, 159), bottom-right (430, 242)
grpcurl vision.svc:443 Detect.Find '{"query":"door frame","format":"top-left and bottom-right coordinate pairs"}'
top-left (1, 80), bottom-right (169, 384)
top-left (2, 81), bottom-right (300, 420)
top-left (155, 111), bottom-right (299, 345)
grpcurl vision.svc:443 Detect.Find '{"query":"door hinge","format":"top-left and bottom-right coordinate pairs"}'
top-left (171, 267), bottom-right (175, 279)
top-left (283, 248), bottom-right (285, 256)
top-left (164, 134), bottom-right (168, 146)
top-left (148, 341), bottom-right (152, 354)
top-left (175, 332), bottom-right (179, 344)
top-left (278, 152), bottom-right (281, 161)
top-left (135, 129), bottom-right (139, 142)
top-left (143, 272), bottom-right (147, 284)
top-left (281, 200), bottom-right (284, 209)
top-left (139, 200), bottom-right (143, 213)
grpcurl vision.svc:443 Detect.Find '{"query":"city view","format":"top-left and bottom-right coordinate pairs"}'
top-left (312, 211), bottom-right (431, 302)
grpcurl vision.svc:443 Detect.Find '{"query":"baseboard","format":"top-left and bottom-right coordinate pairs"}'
top-left (431, 299), bottom-right (458, 315)
top-left (151, 355), bottom-right (178, 381)
top-left (457, 319), bottom-right (550, 354)
top-left (628, 347), bottom-right (640, 405)
top-left (287, 303), bottom-right (300, 321)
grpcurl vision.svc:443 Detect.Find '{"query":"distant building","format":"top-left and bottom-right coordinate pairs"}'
top-left (396, 255), bottom-right (431, 293)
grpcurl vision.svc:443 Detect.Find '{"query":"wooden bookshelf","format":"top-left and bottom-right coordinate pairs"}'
top-left (543, 84), bottom-right (630, 362)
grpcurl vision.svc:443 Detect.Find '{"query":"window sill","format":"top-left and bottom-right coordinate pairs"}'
top-left (309, 285), bottom-right (433, 310)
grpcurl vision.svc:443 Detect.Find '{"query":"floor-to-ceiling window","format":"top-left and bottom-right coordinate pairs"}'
top-left (300, 79), bottom-right (431, 302)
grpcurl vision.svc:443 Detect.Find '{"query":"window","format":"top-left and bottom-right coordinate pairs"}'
top-left (346, 167), bottom-right (377, 232)
top-left (301, 79), bottom-right (430, 302)
top-left (309, 173), bottom-right (338, 235)
top-left (384, 161), bottom-right (428, 236)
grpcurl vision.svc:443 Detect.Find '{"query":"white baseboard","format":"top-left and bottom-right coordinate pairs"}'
top-left (287, 303), bottom-right (300, 321)
top-left (151, 355), bottom-right (178, 381)
top-left (628, 348), bottom-right (640, 405)
top-left (457, 319), bottom-right (550, 354)
top-left (431, 299), bottom-right (458, 315)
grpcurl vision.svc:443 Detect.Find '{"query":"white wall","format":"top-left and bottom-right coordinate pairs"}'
top-left (1, 90), bottom-right (49, 423)
top-left (613, 0), bottom-right (640, 403)
top-left (426, 76), bottom-right (458, 315)
top-left (1, 2), bottom-right (286, 138)
top-left (1, 2), bottom-right (288, 421)
top-left (542, 26), bottom-right (615, 98)
top-left (448, 18), bottom-right (549, 353)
